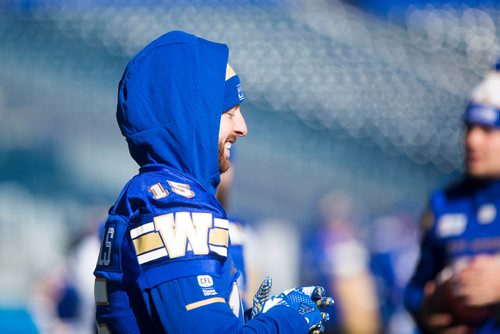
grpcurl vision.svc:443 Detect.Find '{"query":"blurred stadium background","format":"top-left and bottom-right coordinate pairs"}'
top-left (1, 0), bottom-right (499, 332)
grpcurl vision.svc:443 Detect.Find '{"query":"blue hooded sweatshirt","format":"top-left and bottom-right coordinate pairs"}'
top-left (94, 31), bottom-right (309, 333)
top-left (117, 30), bottom-right (224, 195)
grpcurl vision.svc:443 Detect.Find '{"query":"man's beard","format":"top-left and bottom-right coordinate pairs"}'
top-left (218, 140), bottom-right (231, 174)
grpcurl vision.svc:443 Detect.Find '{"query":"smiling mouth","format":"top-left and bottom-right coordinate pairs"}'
top-left (224, 137), bottom-right (237, 157)
top-left (225, 136), bottom-right (237, 147)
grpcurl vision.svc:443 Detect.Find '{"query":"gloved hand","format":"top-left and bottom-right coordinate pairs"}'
top-left (251, 277), bottom-right (334, 333)
top-left (251, 276), bottom-right (273, 318)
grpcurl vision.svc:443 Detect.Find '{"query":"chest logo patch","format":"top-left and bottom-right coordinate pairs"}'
top-left (437, 214), bottom-right (467, 237)
top-left (478, 204), bottom-right (496, 225)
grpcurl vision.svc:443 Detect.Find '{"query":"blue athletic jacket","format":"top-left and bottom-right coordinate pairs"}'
top-left (405, 178), bottom-right (500, 333)
top-left (93, 31), bottom-right (309, 333)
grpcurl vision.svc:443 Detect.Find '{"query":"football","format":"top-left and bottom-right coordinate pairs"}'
top-left (432, 278), bottom-right (492, 327)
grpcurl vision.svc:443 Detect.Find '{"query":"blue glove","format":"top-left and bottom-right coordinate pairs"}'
top-left (251, 277), bottom-right (334, 333)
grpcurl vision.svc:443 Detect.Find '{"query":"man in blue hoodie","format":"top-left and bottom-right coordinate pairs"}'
top-left (404, 64), bottom-right (500, 333)
top-left (94, 31), bottom-right (332, 333)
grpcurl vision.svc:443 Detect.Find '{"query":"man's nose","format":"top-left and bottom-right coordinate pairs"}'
top-left (234, 112), bottom-right (248, 137)
top-left (466, 126), bottom-right (484, 149)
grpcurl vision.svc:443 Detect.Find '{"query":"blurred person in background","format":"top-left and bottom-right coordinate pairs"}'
top-left (215, 162), bottom-right (255, 309)
top-left (32, 217), bottom-right (102, 334)
top-left (369, 213), bottom-right (419, 334)
top-left (216, 155), bottom-right (305, 314)
top-left (93, 30), bottom-right (333, 333)
top-left (404, 62), bottom-right (500, 333)
top-left (302, 191), bottom-right (381, 334)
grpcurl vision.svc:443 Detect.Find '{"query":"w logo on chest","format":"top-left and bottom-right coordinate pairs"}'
top-left (130, 212), bottom-right (229, 264)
